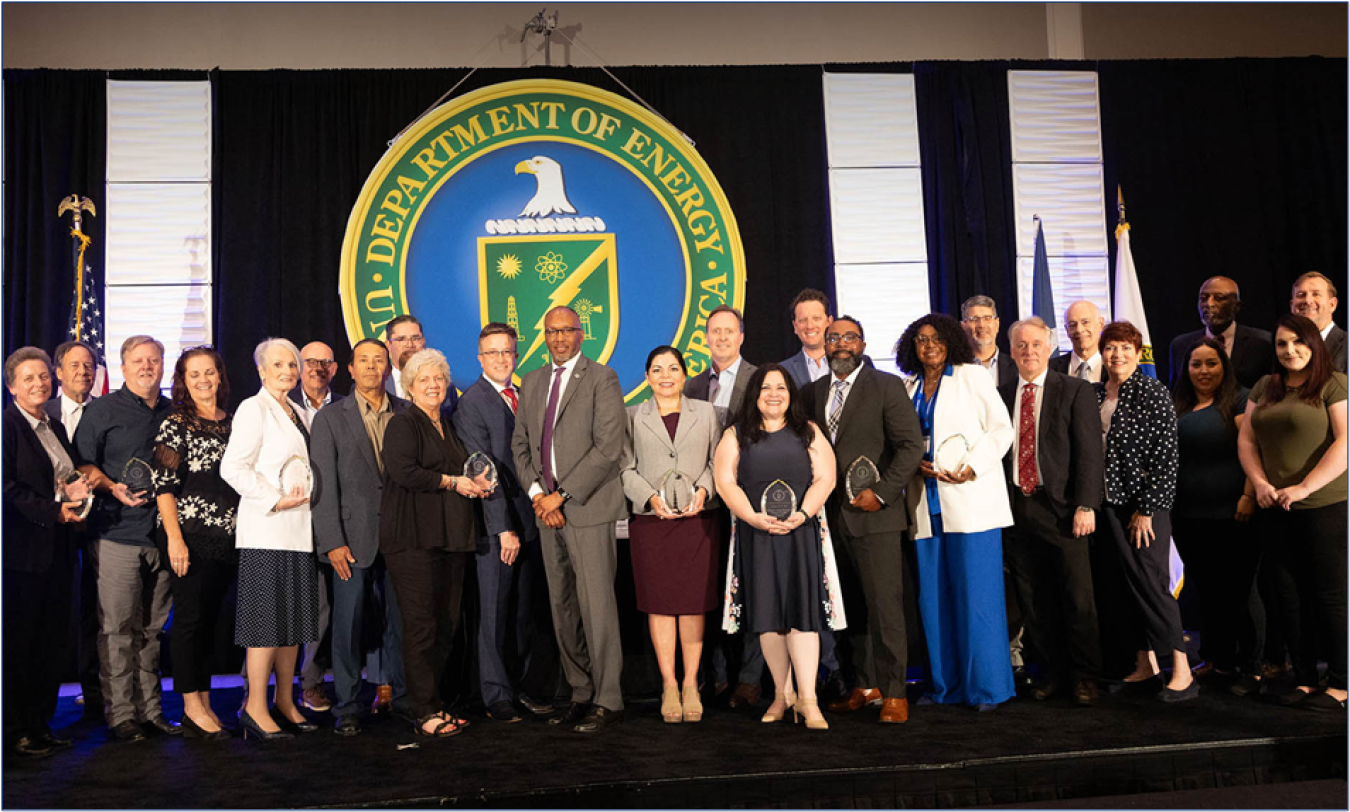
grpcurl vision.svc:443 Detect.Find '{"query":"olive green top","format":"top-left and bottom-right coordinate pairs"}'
top-left (1249, 372), bottom-right (1348, 509)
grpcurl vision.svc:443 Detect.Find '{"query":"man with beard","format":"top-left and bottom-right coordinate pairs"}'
top-left (1168, 276), bottom-right (1273, 389)
top-left (961, 296), bottom-right (1018, 390)
top-left (803, 316), bottom-right (924, 724)
top-left (1290, 272), bottom-right (1345, 372)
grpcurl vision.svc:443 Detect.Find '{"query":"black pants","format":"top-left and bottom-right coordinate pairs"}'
top-left (1005, 489), bottom-right (1102, 682)
top-left (828, 510), bottom-right (908, 698)
top-left (385, 548), bottom-right (467, 719)
top-left (169, 555), bottom-right (238, 694)
top-left (1263, 502), bottom-right (1347, 690)
top-left (3, 538), bottom-right (76, 746)
top-left (1172, 515), bottom-right (1262, 673)
top-left (1101, 503), bottom-right (1185, 656)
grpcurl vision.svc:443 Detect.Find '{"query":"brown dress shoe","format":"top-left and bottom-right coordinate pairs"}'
top-left (726, 682), bottom-right (761, 709)
top-left (827, 687), bottom-right (881, 713)
top-left (879, 697), bottom-right (909, 723)
top-left (371, 684), bottom-right (393, 714)
top-left (1073, 679), bottom-right (1100, 707)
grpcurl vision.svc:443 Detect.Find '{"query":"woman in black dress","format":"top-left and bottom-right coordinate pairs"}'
top-left (713, 364), bottom-right (837, 730)
top-left (152, 347), bottom-right (239, 740)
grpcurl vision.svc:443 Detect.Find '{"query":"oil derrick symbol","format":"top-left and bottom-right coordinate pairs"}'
top-left (575, 299), bottom-right (602, 340)
top-left (506, 296), bottom-right (520, 333)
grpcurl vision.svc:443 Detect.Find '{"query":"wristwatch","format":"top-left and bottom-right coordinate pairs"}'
top-left (1076, 506), bottom-right (1093, 513)
top-left (558, 488), bottom-right (572, 502)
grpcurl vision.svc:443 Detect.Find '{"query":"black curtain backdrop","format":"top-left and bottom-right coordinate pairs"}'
top-left (1098, 57), bottom-right (1349, 383)
top-left (2, 70), bottom-right (107, 362)
top-left (212, 66), bottom-right (832, 402)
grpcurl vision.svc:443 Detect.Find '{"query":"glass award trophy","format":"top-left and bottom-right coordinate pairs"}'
top-left (659, 470), bottom-right (695, 513)
top-left (845, 456), bottom-right (880, 501)
top-left (934, 434), bottom-right (971, 475)
top-left (278, 455), bottom-right (313, 498)
top-left (55, 462), bottom-right (93, 520)
top-left (463, 452), bottom-right (498, 491)
top-left (120, 457), bottom-right (155, 497)
top-left (759, 479), bottom-right (798, 521)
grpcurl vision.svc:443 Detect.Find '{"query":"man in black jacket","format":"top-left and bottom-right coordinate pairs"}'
top-left (1168, 276), bottom-right (1273, 388)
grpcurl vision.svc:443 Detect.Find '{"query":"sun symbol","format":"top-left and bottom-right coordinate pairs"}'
top-left (536, 251), bottom-right (568, 284)
top-left (496, 254), bottom-right (522, 279)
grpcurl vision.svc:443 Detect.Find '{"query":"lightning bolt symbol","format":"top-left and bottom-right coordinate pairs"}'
top-left (518, 245), bottom-right (608, 370)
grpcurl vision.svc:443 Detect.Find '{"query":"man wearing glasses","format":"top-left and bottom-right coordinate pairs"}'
top-left (383, 314), bottom-right (457, 415)
top-left (293, 342), bottom-right (341, 423)
top-left (960, 296), bottom-right (1017, 390)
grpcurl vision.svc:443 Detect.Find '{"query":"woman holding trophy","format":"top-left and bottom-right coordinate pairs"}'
top-left (620, 346), bottom-right (721, 724)
top-left (713, 363), bottom-right (840, 730)
top-left (221, 338), bottom-right (320, 741)
top-left (896, 314), bottom-right (1015, 711)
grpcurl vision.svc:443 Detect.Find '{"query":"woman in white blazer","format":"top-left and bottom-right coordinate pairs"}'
top-left (620, 346), bottom-right (721, 724)
top-left (896, 314), bottom-right (1016, 710)
top-left (220, 338), bottom-right (320, 741)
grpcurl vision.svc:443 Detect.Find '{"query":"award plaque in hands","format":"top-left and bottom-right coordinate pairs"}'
top-left (120, 457), bottom-right (155, 497)
top-left (463, 452), bottom-right (498, 491)
top-left (845, 456), bottom-right (880, 501)
top-left (278, 455), bottom-right (313, 498)
top-left (659, 470), bottom-right (695, 513)
top-left (55, 463), bottom-right (93, 520)
top-left (759, 479), bottom-right (798, 521)
top-left (934, 434), bottom-right (971, 476)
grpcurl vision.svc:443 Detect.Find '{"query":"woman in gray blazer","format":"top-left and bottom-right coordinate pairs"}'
top-left (621, 346), bottom-right (721, 724)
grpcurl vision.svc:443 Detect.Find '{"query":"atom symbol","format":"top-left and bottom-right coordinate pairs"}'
top-left (536, 251), bottom-right (568, 284)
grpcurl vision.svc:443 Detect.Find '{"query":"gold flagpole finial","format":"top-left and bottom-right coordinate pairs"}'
top-left (1116, 185), bottom-right (1126, 225)
top-left (57, 194), bottom-right (97, 232)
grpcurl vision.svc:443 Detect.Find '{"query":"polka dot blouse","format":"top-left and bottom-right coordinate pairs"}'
top-left (1095, 369), bottom-right (1178, 514)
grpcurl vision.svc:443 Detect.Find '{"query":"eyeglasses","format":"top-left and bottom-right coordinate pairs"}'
top-left (914, 335), bottom-right (947, 346)
top-left (824, 332), bottom-right (862, 345)
top-left (963, 315), bottom-right (997, 325)
top-left (544, 327), bottom-right (582, 338)
top-left (389, 334), bottom-right (424, 344)
top-left (479, 349), bottom-right (517, 359)
top-left (303, 359), bottom-right (336, 369)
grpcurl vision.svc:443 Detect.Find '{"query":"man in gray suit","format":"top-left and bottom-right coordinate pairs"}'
top-left (309, 339), bottom-right (410, 735)
top-left (1049, 300), bottom-right (1107, 383)
top-left (511, 306), bottom-right (628, 733)
top-left (1291, 272), bottom-right (1346, 372)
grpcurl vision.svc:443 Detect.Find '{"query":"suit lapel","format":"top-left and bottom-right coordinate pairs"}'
top-left (1038, 373), bottom-right (1062, 448)
top-left (832, 368), bottom-right (872, 441)
top-left (554, 355), bottom-right (588, 421)
top-left (639, 399), bottom-right (676, 453)
top-left (670, 397), bottom-right (692, 449)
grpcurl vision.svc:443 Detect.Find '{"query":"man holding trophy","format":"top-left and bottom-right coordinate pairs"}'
top-left (803, 317), bottom-right (924, 724)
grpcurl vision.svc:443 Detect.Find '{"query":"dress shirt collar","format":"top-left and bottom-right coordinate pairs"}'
top-left (976, 347), bottom-right (1000, 370)
top-left (800, 349), bottom-right (829, 380)
top-left (552, 352), bottom-right (582, 376)
top-left (1069, 351), bottom-right (1100, 377)
top-left (355, 388), bottom-right (391, 415)
top-left (1019, 368), bottom-right (1049, 389)
top-left (1205, 321), bottom-right (1237, 353)
top-left (1322, 322), bottom-right (1335, 341)
top-left (485, 375), bottom-right (515, 395)
top-left (831, 362), bottom-right (864, 388)
top-left (18, 404), bottom-right (47, 430)
top-left (711, 356), bottom-right (743, 378)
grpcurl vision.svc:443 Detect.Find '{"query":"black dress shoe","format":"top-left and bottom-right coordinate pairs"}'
top-left (271, 710), bottom-right (319, 733)
top-left (820, 670), bottom-right (848, 704)
top-left (1073, 679), bottom-right (1100, 707)
top-left (1031, 679), bottom-right (1062, 701)
top-left (573, 705), bottom-right (623, 733)
top-left (38, 732), bottom-right (73, 750)
top-left (1303, 691), bottom-right (1347, 712)
top-left (487, 701), bottom-right (522, 723)
top-left (548, 702), bottom-right (590, 727)
top-left (181, 714), bottom-right (231, 741)
top-left (110, 720), bottom-right (147, 742)
top-left (1012, 666), bottom-right (1034, 692)
top-left (517, 694), bottom-right (554, 716)
top-left (143, 715), bottom-right (182, 736)
top-left (1158, 681), bottom-right (1200, 704)
top-left (238, 709), bottom-right (295, 742)
top-left (334, 715), bottom-right (361, 736)
top-left (13, 736), bottom-right (54, 758)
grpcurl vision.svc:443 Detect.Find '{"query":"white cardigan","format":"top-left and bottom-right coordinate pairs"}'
top-left (221, 390), bottom-right (313, 552)
top-left (903, 363), bottom-right (1014, 539)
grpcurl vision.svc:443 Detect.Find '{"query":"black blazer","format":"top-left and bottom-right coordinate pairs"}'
top-left (803, 366), bottom-right (924, 536)
top-left (2, 403), bottom-right (78, 572)
top-left (1048, 353), bottom-right (1106, 382)
top-left (1168, 324), bottom-right (1273, 390)
top-left (379, 407), bottom-right (480, 554)
top-left (452, 376), bottom-right (535, 541)
top-left (998, 370), bottom-right (1104, 520)
top-left (1325, 324), bottom-right (1347, 373)
top-left (995, 351), bottom-right (1019, 390)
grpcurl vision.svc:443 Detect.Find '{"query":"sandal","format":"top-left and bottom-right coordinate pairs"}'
top-left (414, 713), bottom-right (467, 738)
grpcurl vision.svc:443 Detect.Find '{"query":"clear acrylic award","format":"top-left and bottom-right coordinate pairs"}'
top-left (463, 452), bottom-right (498, 491)
top-left (278, 455), bottom-right (313, 498)
top-left (934, 434), bottom-right (971, 475)
top-left (120, 457), bottom-right (155, 497)
top-left (55, 462), bottom-right (93, 520)
top-left (659, 470), bottom-right (695, 513)
top-left (759, 479), bottom-right (798, 521)
top-left (845, 456), bottom-right (880, 501)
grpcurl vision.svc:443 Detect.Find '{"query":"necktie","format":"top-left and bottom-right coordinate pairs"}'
top-left (539, 367), bottom-right (565, 492)
top-left (1076, 361), bottom-right (1092, 381)
top-left (707, 373), bottom-right (721, 406)
top-left (827, 379), bottom-right (848, 441)
top-left (1018, 382), bottom-right (1039, 495)
top-left (502, 386), bottom-right (518, 414)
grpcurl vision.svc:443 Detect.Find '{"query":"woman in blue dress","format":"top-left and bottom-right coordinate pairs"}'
top-left (896, 314), bottom-right (1016, 710)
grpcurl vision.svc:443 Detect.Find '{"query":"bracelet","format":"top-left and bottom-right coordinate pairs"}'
top-left (448, 475), bottom-right (457, 491)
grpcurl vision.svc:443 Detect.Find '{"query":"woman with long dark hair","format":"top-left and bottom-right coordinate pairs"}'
top-left (1238, 314), bottom-right (1347, 711)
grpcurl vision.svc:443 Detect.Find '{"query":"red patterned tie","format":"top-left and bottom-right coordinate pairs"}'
top-left (1018, 382), bottom-right (1039, 495)
top-left (503, 386), bottom-right (518, 414)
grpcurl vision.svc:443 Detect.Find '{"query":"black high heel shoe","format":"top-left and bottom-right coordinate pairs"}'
top-left (238, 709), bottom-right (295, 742)
top-left (271, 709), bottom-right (319, 734)
top-left (181, 713), bottom-right (232, 741)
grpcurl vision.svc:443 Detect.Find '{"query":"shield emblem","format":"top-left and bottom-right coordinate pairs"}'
top-left (478, 233), bottom-right (620, 380)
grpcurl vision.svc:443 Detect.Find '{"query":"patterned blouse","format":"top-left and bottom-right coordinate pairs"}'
top-left (152, 410), bottom-right (240, 558)
top-left (1095, 369), bottom-right (1178, 514)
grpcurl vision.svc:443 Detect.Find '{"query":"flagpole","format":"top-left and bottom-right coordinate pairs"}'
top-left (57, 195), bottom-right (97, 341)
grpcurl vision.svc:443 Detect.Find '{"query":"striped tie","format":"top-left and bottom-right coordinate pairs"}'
top-left (827, 379), bottom-right (848, 441)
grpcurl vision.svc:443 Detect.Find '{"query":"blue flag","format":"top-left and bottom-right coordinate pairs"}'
top-left (1030, 217), bottom-right (1058, 355)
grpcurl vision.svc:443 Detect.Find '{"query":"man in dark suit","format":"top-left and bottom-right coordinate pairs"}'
top-left (1168, 276), bottom-right (1273, 389)
top-left (511, 306), bottom-right (628, 734)
top-left (962, 295), bottom-right (1018, 389)
top-left (804, 316), bottom-right (924, 723)
top-left (310, 338), bottom-right (409, 735)
top-left (999, 317), bottom-right (1104, 707)
top-left (383, 314), bottom-right (458, 415)
top-left (1050, 301), bottom-right (1107, 383)
top-left (453, 323), bottom-right (551, 724)
top-left (1291, 271), bottom-right (1346, 372)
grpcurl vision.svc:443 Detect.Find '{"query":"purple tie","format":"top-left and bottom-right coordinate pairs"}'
top-left (540, 366), bottom-right (566, 492)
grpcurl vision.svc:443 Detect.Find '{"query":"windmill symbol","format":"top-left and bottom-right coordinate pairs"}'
top-left (574, 299), bottom-right (602, 340)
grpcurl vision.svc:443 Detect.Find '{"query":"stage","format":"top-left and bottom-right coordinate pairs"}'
top-left (4, 680), bottom-right (1343, 809)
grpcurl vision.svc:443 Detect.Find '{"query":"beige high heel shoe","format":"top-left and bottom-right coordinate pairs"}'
top-left (682, 685), bottom-right (703, 722)
top-left (760, 690), bottom-right (797, 723)
top-left (661, 686), bottom-right (683, 723)
top-left (795, 698), bottom-right (829, 730)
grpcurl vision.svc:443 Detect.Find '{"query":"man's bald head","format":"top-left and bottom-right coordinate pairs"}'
top-left (1063, 300), bottom-right (1106, 358)
top-left (300, 341), bottom-right (335, 401)
top-left (1198, 277), bottom-right (1242, 333)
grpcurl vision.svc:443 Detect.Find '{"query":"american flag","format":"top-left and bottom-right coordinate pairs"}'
top-left (67, 238), bottom-right (110, 396)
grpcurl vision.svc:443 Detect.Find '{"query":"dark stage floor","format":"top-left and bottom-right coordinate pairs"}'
top-left (4, 682), bottom-right (1344, 809)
